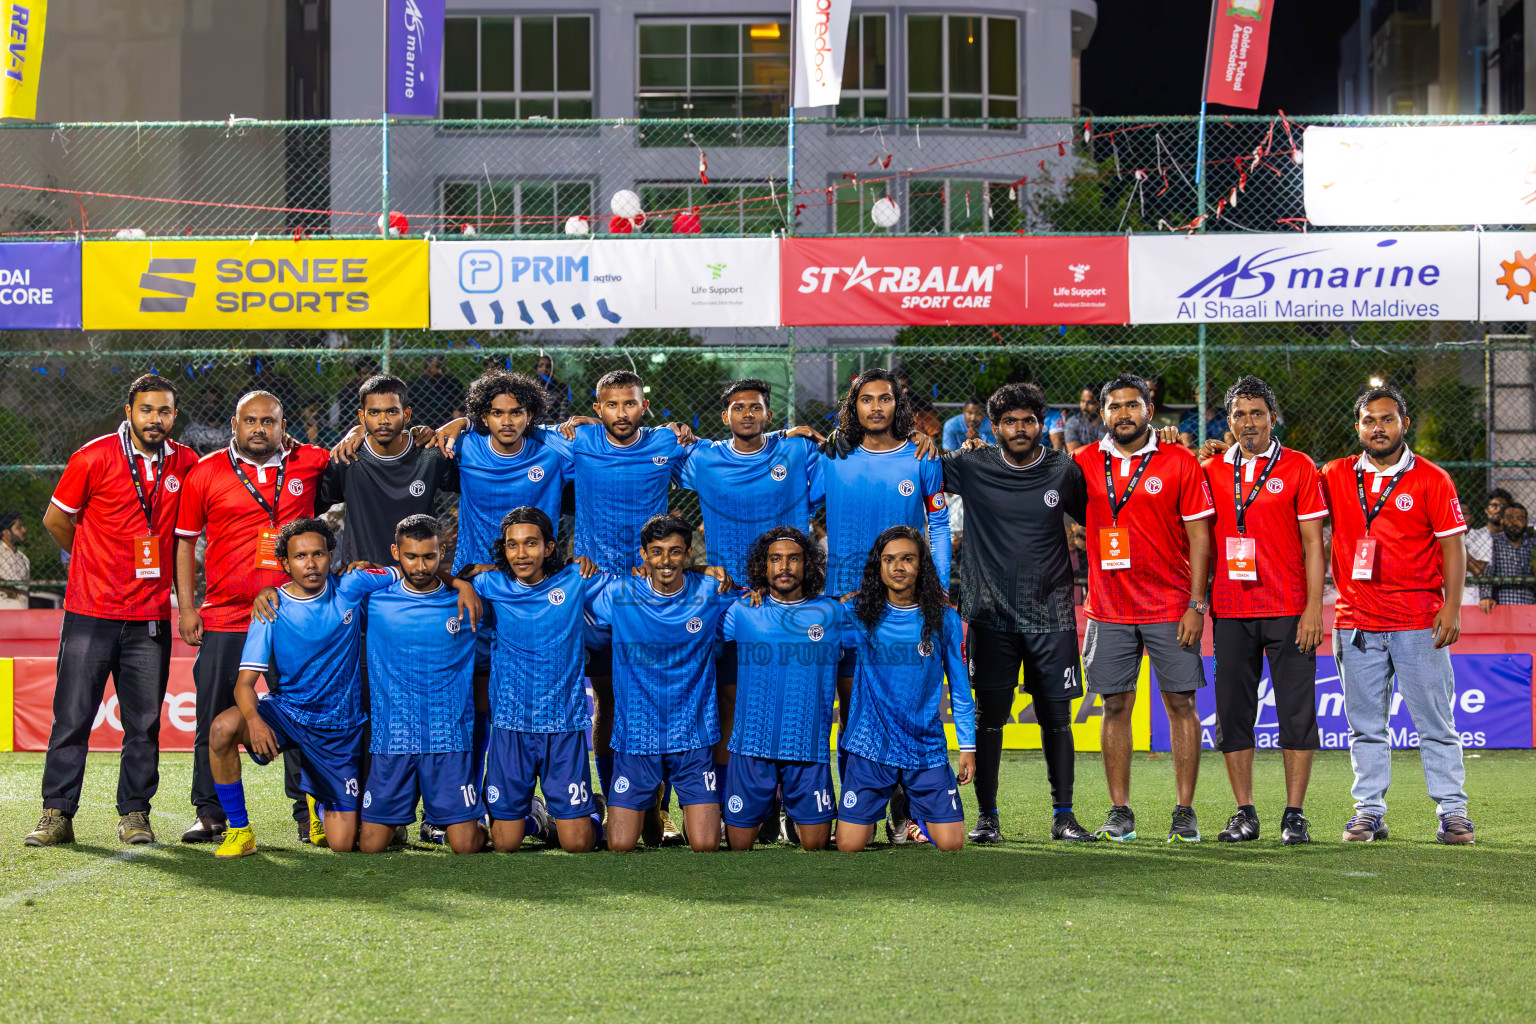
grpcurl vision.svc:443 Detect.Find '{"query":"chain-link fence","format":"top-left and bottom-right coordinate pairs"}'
top-left (0, 113), bottom-right (1530, 588)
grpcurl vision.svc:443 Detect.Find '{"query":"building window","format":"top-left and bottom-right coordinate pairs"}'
top-left (906, 15), bottom-right (1018, 122)
top-left (836, 15), bottom-right (888, 119)
top-left (442, 15), bottom-right (593, 119)
top-left (637, 182), bottom-right (786, 234)
top-left (441, 180), bottom-right (594, 234)
top-left (637, 20), bottom-right (789, 142)
top-left (906, 180), bottom-right (1023, 233)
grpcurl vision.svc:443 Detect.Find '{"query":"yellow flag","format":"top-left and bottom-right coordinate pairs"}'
top-left (0, 0), bottom-right (46, 120)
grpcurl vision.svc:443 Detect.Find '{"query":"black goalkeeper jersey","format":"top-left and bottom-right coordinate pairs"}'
top-left (942, 445), bottom-right (1087, 634)
top-left (320, 436), bottom-right (459, 567)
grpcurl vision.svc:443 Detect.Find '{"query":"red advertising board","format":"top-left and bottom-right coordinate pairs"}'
top-left (779, 236), bottom-right (1128, 326)
top-left (1205, 1), bottom-right (1274, 110)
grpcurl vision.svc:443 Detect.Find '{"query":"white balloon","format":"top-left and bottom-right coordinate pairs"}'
top-left (460, 223), bottom-right (477, 236)
top-left (114, 228), bottom-right (147, 240)
top-left (871, 196), bottom-right (900, 229)
top-left (610, 189), bottom-right (643, 219)
top-left (564, 215), bottom-right (590, 235)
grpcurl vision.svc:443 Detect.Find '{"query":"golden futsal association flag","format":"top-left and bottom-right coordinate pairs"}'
top-left (0, 1), bottom-right (47, 121)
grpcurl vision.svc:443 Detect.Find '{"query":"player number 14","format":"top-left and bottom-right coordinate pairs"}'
top-left (813, 789), bottom-right (832, 813)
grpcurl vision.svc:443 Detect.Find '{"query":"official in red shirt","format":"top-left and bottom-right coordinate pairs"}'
top-left (1073, 373), bottom-right (1213, 844)
top-left (1320, 385), bottom-right (1473, 845)
top-left (173, 391), bottom-right (331, 842)
top-left (25, 375), bottom-right (200, 848)
top-left (1198, 377), bottom-right (1328, 846)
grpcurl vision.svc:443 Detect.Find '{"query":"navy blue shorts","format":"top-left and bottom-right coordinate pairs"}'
top-left (836, 647), bottom-right (857, 679)
top-left (484, 728), bottom-right (596, 820)
top-left (361, 751), bottom-right (485, 826)
top-left (609, 746), bottom-right (719, 811)
top-left (250, 697), bottom-right (362, 813)
top-left (838, 753), bottom-right (964, 826)
top-left (723, 753), bottom-right (835, 828)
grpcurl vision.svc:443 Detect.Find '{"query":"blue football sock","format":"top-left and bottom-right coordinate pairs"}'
top-left (589, 810), bottom-right (604, 842)
top-left (214, 782), bottom-right (249, 829)
top-left (1054, 805), bottom-right (1072, 815)
top-left (471, 712), bottom-right (490, 783)
top-left (523, 813), bottom-right (541, 839)
top-left (596, 753), bottom-right (614, 795)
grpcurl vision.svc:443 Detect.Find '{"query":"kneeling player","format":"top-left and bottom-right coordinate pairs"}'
top-left (207, 518), bottom-right (401, 857)
top-left (720, 527), bottom-right (842, 851)
top-left (836, 526), bottom-right (975, 852)
top-left (465, 507), bottom-right (603, 853)
top-left (359, 515), bottom-right (486, 855)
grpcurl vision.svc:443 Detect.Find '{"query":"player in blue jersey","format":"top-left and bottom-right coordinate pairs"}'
top-left (464, 506), bottom-right (604, 853)
top-left (585, 513), bottom-right (734, 852)
top-left (358, 515), bottom-right (486, 855)
top-left (206, 518), bottom-right (402, 857)
top-left (720, 527), bottom-right (842, 851)
top-left (836, 526), bottom-right (975, 853)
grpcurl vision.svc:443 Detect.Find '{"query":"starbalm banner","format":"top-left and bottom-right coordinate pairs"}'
top-left (791, 0), bottom-right (852, 108)
top-left (1205, 0), bottom-right (1273, 110)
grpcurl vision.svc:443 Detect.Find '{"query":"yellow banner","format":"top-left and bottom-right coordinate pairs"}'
top-left (0, 658), bottom-right (13, 752)
top-left (82, 240), bottom-right (428, 329)
top-left (1, 0), bottom-right (46, 120)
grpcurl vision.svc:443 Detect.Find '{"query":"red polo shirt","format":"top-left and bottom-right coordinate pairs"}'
top-left (174, 443), bottom-right (330, 632)
top-left (1074, 434), bottom-right (1215, 625)
top-left (50, 425), bottom-right (200, 620)
top-left (1202, 441), bottom-right (1329, 619)
top-left (1321, 448), bottom-right (1466, 632)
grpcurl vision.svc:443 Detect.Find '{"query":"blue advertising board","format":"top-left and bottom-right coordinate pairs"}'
top-left (0, 242), bottom-right (81, 328)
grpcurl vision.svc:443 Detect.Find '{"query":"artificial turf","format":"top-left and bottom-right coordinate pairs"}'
top-left (1, 749), bottom-right (1532, 1023)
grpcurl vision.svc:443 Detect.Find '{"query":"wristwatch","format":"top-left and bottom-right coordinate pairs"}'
top-left (1188, 599), bottom-right (1209, 615)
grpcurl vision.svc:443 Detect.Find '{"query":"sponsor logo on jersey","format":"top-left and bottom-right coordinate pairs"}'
top-left (486, 786), bottom-right (500, 804)
top-left (549, 588), bottom-right (566, 605)
top-left (898, 479), bottom-right (915, 497)
top-left (1451, 497), bottom-right (1463, 521)
top-left (686, 616), bottom-right (703, 633)
top-left (527, 465), bottom-right (544, 482)
top-left (614, 776), bottom-right (631, 794)
top-left (771, 463), bottom-right (788, 482)
top-left (807, 623), bottom-right (824, 641)
top-left (446, 616), bottom-right (460, 634)
top-left (164, 474), bottom-right (181, 492)
top-left (727, 795), bottom-right (743, 814)
top-left (1044, 488), bottom-right (1060, 507)
top-left (287, 478), bottom-right (305, 496)
top-left (409, 479), bottom-right (426, 497)
top-left (1396, 493), bottom-right (1414, 511)
top-left (1265, 477), bottom-right (1285, 494)
top-left (1144, 476), bottom-right (1163, 495)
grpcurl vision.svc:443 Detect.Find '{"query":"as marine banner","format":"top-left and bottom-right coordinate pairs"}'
top-left (81, 240), bottom-right (428, 329)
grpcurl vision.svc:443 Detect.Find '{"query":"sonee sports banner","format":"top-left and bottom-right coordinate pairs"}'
top-left (779, 236), bottom-right (1129, 326)
top-left (81, 240), bottom-right (428, 329)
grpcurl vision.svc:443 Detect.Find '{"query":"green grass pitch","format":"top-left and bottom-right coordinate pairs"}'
top-left (1, 749), bottom-right (1533, 1023)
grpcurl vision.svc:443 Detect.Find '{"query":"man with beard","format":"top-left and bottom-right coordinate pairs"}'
top-left (939, 382), bottom-right (1096, 844)
top-left (0, 511), bottom-right (30, 609)
top-left (1481, 502), bottom-right (1536, 609)
top-left (1321, 384), bottom-right (1473, 845)
top-left (26, 375), bottom-right (201, 847)
top-left (173, 390), bottom-right (332, 845)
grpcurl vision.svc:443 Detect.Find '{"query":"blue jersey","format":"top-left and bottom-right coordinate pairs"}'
top-left (822, 442), bottom-right (951, 596)
top-left (239, 567), bottom-right (400, 732)
top-left (676, 432), bottom-right (824, 583)
top-left (720, 595), bottom-right (844, 762)
top-left (472, 563), bottom-right (591, 734)
top-left (452, 428), bottom-right (569, 573)
top-left (942, 414), bottom-right (996, 450)
top-left (586, 573), bottom-right (734, 755)
top-left (363, 579), bottom-right (477, 755)
top-left (542, 424), bottom-right (690, 575)
top-left (840, 603), bottom-right (975, 770)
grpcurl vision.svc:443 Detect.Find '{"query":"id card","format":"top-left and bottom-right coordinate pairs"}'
top-left (1351, 536), bottom-right (1378, 581)
top-left (1099, 527), bottom-right (1131, 570)
top-left (133, 535), bottom-right (161, 579)
top-left (255, 528), bottom-right (282, 571)
top-left (1225, 536), bottom-right (1257, 581)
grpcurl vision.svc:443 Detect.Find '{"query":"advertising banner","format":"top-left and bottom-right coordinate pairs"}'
top-left (1129, 232), bottom-right (1478, 323)
top-left (1479, 232), bottom-right (1536, 321)
top-left (780, 236), bottom-right (1129, 326)
top-left (1147, 654), bottom-right (1534, 751)
top-left (1205, 0), bottom-right (1273, 110)
top-left (0, 241), bottom-right (80, 328)
top-left (792, 0), bottom-right (853, 108)
top-left (11, 657), bottom-right (200, 752)
top-left (387, 0), bottom-right (445, 117)
top-left (0, 0), bottom-right (48, 121)
top-left (81, 240), bottom-right (428, 329)
top-left (1303, 125), bottom-right (1536, 227)
top-left (430, 238), bottom-right (780, 330)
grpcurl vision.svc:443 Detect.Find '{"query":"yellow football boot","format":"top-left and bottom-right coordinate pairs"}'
top-left (307, 795), bottom-right (326, 847)
top-left (214, 825), bottom-right (256, 858)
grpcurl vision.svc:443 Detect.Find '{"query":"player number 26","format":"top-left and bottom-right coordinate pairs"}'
top-left (567, 780), bottom-right (589, 806)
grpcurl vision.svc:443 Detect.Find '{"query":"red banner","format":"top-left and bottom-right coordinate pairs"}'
top-left (1205, 1), bottom-right (1273, 110)
top-left (779, 236), bottom-right (1128, 326)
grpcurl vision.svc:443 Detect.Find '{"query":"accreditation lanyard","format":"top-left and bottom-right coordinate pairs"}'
top-left (122, 431), bottom-right (165, 531)
top-left (1354, 454), bottom-right (1412, 535)
top-left (227, 448), bottom-right (285, 528)
top-left (1232, 448), bottom-right (1280, 535)
top-left (1102, 449), bottom-right (1154, 526)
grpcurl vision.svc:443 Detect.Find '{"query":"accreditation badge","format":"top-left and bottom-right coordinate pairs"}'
top-left (1098, 527), bottom-right (1131, 570)
top-left (133, 535), bottom-right (161, 579)
top-left (1351, 536), bottom-right (1378, 581)
top-left (254, 528), bottom-right (282, 571)
top-left (1225, 536), bottom-right (1258, 582)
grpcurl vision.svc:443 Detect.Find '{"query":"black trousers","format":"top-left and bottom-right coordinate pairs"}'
top-left (1211, 615), bottom-right (1320, 753)
top-left (192, 629), bottom-right (306, 823)
top-left (41, 612), bottom-right (171, 817)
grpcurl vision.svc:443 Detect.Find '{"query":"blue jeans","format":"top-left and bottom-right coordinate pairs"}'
top-left (1334, 627), bottom-right (1468, 819)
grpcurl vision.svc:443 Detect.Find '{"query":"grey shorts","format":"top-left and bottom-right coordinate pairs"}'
top-left (1082, 619), bottom-right (1206, 695)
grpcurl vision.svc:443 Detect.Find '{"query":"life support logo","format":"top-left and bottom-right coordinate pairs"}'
top-left (527, 466), bottom-right (545, 482)
top-left (727, 795), bottom-right (744, 814)
top-left (1044, 489), bottom-right (1060, 507)
top-left (549, 588), bottom-right (566, 605)
top-left (164, 474), bottom-right (181, 493)
top-left (342, 609), bottom-right (353, 625)
top-left (842, 790), bottom-right (857, 809)
top-left (287, 478), bottom-right (305, 496)
top-left (807, 624), bottom-right (825, 641)
top-left (918, 640), bottom-right (934, 658)
top-left (771, 464), bottom-right (788, 482)
top-left (614, 776), bottom-right (631, 794)
top-left (1265, 478), bottom-right (1285, 494)
top-left (898, 479), bottom-right (915, 497)
top-left (487, 786), bottom-right (500, 804)
top-left (363, 792), bottom-right (372, 809)
top-left (1396, 493), bottom-right (1414, 511)
top-left (652, 456), bottom-right (669, 466)
top-left (446, 616), bottom-right (461, 634)
top-left (1143, 477), bottom-right (1163, 495)
top-left (686, 616), bottom-right (704, 633)
top-left (409, 479), bottom-right (426, 497)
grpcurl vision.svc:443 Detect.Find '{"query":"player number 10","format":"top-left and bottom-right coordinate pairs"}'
top-left (460, 784), bottom-right (478, 807)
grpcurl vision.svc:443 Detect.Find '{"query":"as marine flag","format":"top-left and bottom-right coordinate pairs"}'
top-left (1204, 0), bottom-right (1273, 110)
top-left (1, 0), bottom-right (47, 120)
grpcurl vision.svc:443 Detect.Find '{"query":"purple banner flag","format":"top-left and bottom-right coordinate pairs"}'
top-left (387, 0), bottom-right (445, 117)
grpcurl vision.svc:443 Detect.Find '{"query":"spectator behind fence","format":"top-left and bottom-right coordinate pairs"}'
top-left (894, 367), bottom-right (943, 439)
top-left (534, 354), bottom-right (572, 425)
top-left (0, 510), bottom-right (30, 609)
top-left (1464, 488), bottom-right (1512, 607)
top-left (941, 397), bottom-right (995, 450)
top-left (1481, 501), bottom-right (1536, 611)
top-left (180, 387), bottom-right (230, 454)
top-left (1063, 383), bottom-right (1107, 452)
top-left (412, 356), bottom-right (466, 429)
top-left (1179, 399), bottom-right (1230, 449)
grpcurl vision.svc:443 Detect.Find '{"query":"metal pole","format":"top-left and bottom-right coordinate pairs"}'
top-left (381, 1), bottom-right (392, 373)
top-left (1194, 0), bottom-right (1217, 187)
top-left (785, 7), bottom-right (797, 426)
top-left (1194, 0), bottom-right (1216, 444)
